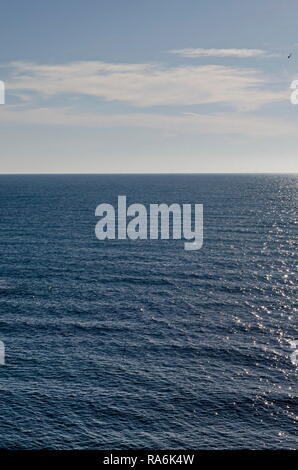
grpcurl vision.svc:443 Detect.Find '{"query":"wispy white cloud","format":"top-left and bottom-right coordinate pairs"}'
top-left (0, 59), bottom-right (290, 139)
top-left (5, 60), bottom-right (286, 111)
top-left (168, 48), bottom-right (280, 58)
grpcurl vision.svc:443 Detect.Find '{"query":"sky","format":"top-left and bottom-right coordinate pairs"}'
top-left (0, 0), bottom-right (298, 173)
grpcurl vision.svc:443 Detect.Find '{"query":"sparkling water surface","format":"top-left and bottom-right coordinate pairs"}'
top-left (0, 174), bottom-right (297, 449)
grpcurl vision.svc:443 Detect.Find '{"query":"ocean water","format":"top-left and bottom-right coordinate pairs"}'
top-left (0, 174), bottom-right (297, 449)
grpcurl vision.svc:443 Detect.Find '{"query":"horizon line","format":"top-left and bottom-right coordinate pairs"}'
top-left (0, 171), bottom-right (297, 176)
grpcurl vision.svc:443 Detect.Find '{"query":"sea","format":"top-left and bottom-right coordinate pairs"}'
top-left (0, 174), bottom-right (297, 449)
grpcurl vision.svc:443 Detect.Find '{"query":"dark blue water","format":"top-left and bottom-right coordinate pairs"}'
top-left (0, 174), bottom-right (297, 449)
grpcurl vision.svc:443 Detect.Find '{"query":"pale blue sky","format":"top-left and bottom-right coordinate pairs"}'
top-left (0, 0), bottom-right (298, 173)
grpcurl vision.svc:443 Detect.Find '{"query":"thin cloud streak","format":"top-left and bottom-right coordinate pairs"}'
top-left (168, 48), bottom-right (280, 58)
top-left (0, 106), bottom-right (296, 137)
